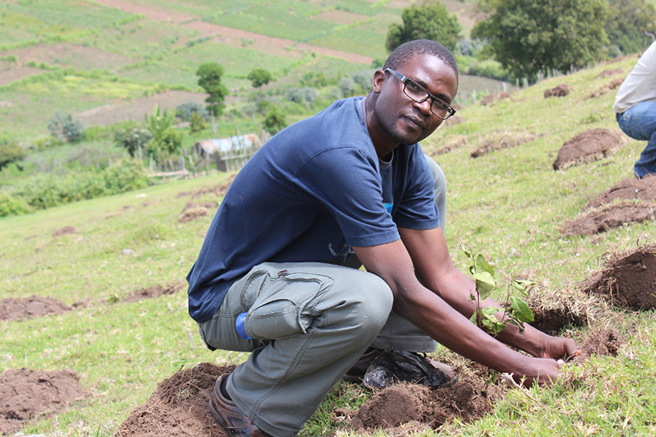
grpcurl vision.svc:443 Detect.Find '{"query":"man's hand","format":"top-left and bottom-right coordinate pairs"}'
top-left (538, 335), bottom-right (580, 361)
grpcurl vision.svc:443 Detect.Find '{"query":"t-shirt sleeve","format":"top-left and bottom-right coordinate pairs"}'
top-left (293, 145), bottom-right (400, 247)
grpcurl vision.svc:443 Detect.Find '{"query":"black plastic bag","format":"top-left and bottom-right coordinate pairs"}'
top-left (362, 349), bottom-right (449, 390)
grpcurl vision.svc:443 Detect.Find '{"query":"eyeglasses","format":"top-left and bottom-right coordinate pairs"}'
top-left (384, 68), bottom-right (456, 120)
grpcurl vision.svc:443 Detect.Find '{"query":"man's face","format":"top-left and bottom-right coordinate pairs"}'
top-left (372, 54), bottom-right (458, 146)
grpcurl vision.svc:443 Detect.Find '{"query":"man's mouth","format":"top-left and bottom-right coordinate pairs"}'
top-left (404, 115), bottom-right (426, 130)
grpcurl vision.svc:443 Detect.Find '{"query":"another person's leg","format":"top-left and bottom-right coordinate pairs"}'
top-left (616, 100), bottom-right (656, 178)
top-left (200, 262), bottom-right (393, 437)
top-left (424, 154), bottom-right (447, 234)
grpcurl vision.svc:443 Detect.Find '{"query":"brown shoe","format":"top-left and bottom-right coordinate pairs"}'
top-left (209, 374), bottom-right (271, 436)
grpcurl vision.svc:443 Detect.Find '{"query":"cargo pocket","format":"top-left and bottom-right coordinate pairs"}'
top-left (239, 269), bottom-right (332, 340)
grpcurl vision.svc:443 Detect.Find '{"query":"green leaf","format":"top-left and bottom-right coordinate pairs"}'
top-left (510, 279), bottom-right (535, 295)
top-left (510, 296), bottom-right (535, 323)
top-left (473, 271), bottom-right (496, 299)
top-left (473, 253), bottom-right (495, 276)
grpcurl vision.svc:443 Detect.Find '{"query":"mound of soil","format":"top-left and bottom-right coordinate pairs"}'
top-left (561, 202), bottom-right (655, 236)
top-left (580, 244), bottom-right (656, 310)
top-left (585, 175), bottom-right (656, 209)
top-left (348, 372), bottom-right (503, 433)
top-left (0, 368), bottom-right (87, 436)
top-left (115, 363), bottom-right (233, 437)
top-left (544, 84), bottom-right (572, 98)
top-left (470, 131), bottom-right (537, 158)
top-left (553, 128), bottom-right (624, 171)
top-left (0, 295), bottom-right (71, 321)
top-left (123, 281), bottom-right (185, 303)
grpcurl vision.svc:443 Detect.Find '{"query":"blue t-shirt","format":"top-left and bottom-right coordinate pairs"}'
top-left (187, 97), bottom-right (439, 323)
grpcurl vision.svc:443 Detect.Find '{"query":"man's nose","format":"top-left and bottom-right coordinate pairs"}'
top-left (414, 98), bottom-right (432, 115)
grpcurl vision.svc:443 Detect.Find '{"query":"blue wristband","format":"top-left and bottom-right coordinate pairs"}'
top-left (235, 312), bottom-right (252, 340)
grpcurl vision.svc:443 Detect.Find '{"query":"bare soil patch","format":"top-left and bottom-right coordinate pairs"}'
top-left (4, 43), bottom-right (133, 73)
top-left (123, 281), bottom-right (185, 303)
top-left (571, 328), bottom-right (625, 364)
top-left (580, 244), bottom-right (656, 311)
top-left (0, 368), bottom-right (87, 436)
top-left (93, 0), bottom-right (372, 65)
top-left (0, 65), bottom-right (43, 86)
top-left (561, 202), bottom-right (655, 236)
top-left (470, 131), bottom-right (538, 158)
top-left (585, 175), bottom-right (656, 209)
top-left (77, 90), bottom-right (208, 126)
top-left (552, 128), bottom-right (624, 171)
top-left (0, 295), bottom-right (71, 321)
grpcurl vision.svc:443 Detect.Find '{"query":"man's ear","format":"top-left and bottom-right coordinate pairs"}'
top-left (371, 69), bottom-right (386, 93)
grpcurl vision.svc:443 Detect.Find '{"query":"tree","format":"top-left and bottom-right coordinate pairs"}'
top-left (605, 0), bottom-right (656, 55)
top-left (472, 0), bottom-right (608, 82)
top-left (263, 105), bottom-right (287, 136)
top-left (196, 62), bottom-right (229, 117)
top-left (386, 0), bottom-right (462, 53)
top-left (247, 68), bottom-right (273, 89)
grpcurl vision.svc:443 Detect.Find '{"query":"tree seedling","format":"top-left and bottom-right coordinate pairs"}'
top-left (461, 244), bottom-right (535, 336)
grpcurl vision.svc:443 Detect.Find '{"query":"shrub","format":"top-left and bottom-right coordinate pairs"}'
top-left (0, 192), bottom-right (31, 217)
top-left (8, 159), bottom-right (150, 213)
top-left (175, 102), bottom-right (208, 122)
top-left (48, 112), bottom-right (84, 143)
top-left (0, 137), bottom-right (26, 171)
top-left (286, 87), bottom-right (318, 106)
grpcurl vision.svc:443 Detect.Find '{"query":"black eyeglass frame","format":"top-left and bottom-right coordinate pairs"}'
top-left (384, 68), bottom-right (456, 120)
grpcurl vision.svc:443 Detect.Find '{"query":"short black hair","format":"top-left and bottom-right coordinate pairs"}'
top-left (384, 39), bottom-right (458, 80)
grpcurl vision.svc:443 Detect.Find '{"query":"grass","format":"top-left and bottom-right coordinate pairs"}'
top-left (2, 51), bottom-right (656, 436)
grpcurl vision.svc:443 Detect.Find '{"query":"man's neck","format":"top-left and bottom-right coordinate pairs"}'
top-left (363, 94), bottom-right (399, 159)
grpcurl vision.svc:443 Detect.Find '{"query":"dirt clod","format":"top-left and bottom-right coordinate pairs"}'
top-left (123, 281), bottom-right (184, 302)
top-left (585, 175), bottom-right (656, 209)
top-left (544, 84), bottom-right (572, 98)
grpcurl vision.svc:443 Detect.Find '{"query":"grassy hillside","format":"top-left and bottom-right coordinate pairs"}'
top-left (2, 46), bottom-right (655, 436)
top-left (0, 0), bottom-right (493, 140)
